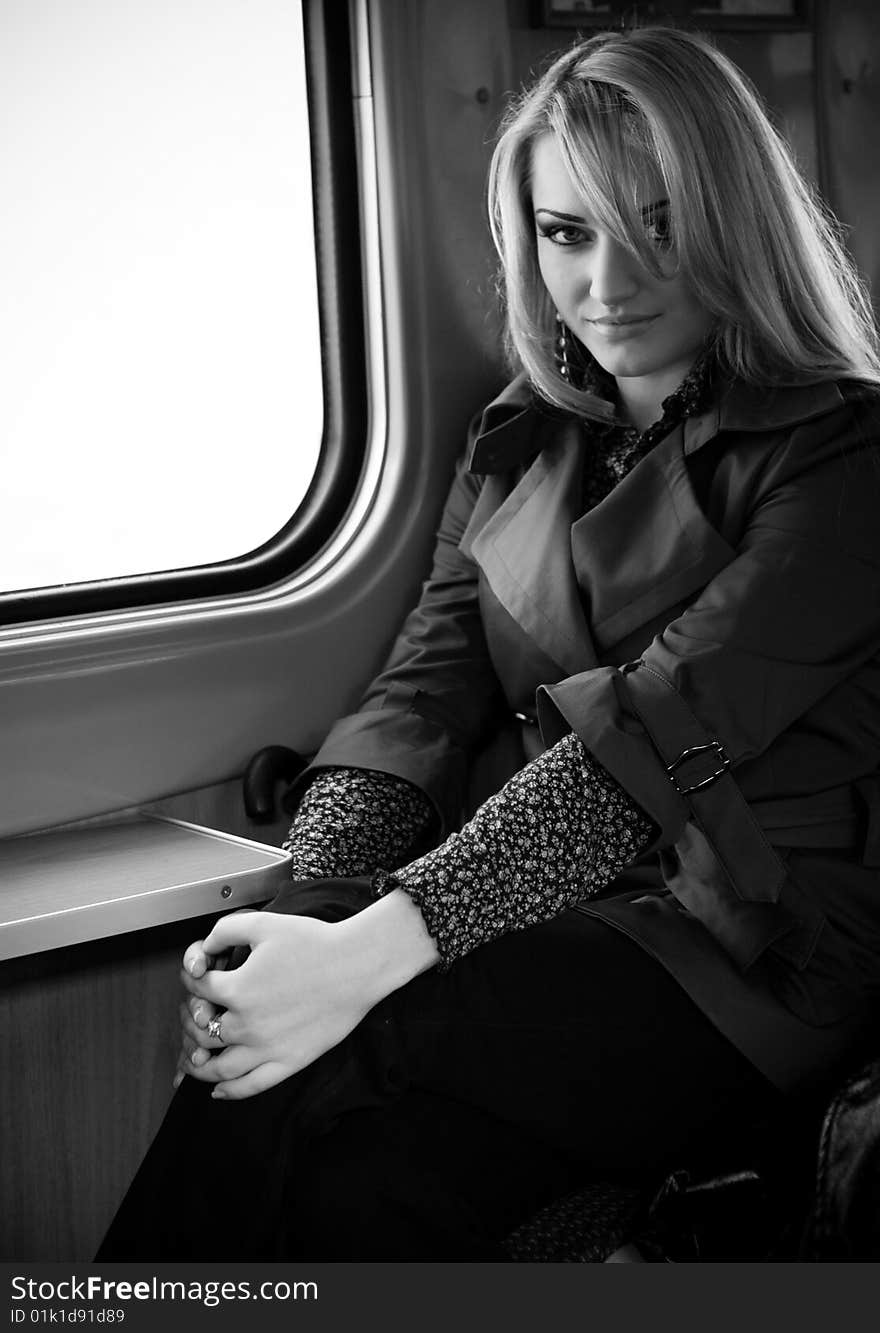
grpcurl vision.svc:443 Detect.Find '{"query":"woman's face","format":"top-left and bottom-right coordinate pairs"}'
top-left (531, 133), bottom-right (714, 403)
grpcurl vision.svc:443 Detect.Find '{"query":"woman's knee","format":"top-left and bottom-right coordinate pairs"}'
top-left (264, 875), bottom-right (375, 923)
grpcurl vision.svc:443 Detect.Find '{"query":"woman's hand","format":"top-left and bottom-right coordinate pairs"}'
top-left (173, 923), bottom-right (241, 1090)
top-left (175, 889), bottom-right (440, 1101)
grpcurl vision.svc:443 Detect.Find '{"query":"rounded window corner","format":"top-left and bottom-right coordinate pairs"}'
top-left (0, 0), bottom-right (369, 631)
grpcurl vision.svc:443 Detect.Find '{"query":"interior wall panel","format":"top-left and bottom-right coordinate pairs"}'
top-left (815, 0), bottom-right (880, 303)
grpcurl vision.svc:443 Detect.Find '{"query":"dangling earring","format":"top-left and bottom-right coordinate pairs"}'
top-left (556, 313), bottom-right (571, 381)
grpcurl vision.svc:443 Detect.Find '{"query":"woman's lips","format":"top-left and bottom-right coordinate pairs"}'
top-left (586, 314), bottom-right (660, 341)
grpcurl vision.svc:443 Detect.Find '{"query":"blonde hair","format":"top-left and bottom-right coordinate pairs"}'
top-left (488, 25), bottom-right (880, 414)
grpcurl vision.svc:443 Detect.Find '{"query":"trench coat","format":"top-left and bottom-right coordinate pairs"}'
top-left (299, 371), bottom-right (880, 1095)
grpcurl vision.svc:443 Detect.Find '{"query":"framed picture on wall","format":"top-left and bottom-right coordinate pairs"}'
top-left (534, 1), bottom-right (812, 30)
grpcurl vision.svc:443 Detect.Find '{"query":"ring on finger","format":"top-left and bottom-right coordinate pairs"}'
top-left (207, 1014), bottom-right (224, 1044)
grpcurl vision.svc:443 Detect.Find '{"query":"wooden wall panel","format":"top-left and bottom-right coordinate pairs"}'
top-left (505, 1), bottom-right (819, 184)
top-left (815, 0), bottom-right (880, 304)
top-left (0, 918), bottom-right (212, 1260)
top-left (0, 779), bottom-right (289, 1261)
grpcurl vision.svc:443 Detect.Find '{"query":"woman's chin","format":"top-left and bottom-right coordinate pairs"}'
top-left (585, 347), bottom-right (655, 381)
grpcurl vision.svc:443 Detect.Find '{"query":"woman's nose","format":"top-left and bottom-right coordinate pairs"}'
top-left (588, 234), bottom-right (641, 307)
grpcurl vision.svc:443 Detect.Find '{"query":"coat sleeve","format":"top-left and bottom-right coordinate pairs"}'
top-left (287, 453), bottom-right (509, 834)
top-left (537, 399), bottom-right (880, 961)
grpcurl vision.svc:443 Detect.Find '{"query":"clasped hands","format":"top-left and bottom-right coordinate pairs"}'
top-left (175, 910), bottom-right (380, 1101)
top-left (175, 888), bottom-right (440, 1101)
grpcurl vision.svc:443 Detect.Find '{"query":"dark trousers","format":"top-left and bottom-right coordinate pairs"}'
top-left (97, 878), bottom-right (784, 1261)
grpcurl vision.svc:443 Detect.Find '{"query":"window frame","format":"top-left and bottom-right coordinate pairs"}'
top-left (0, 0), bottom-right (366, 628)
top-left (533, 0), bottom-right (814, 30)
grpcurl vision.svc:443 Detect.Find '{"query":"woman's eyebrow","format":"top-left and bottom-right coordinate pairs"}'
top-left (534, 200), bottom-right (668, 222)
top-left (534, 207), bottom-right (586, 222)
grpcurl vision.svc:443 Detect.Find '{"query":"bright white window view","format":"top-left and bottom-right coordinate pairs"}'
top-left (1, 0), bottom-right (323, 593)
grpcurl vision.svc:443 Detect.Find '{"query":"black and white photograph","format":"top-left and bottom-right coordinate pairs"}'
top-left (2, 0), bottom-right (880, 1319)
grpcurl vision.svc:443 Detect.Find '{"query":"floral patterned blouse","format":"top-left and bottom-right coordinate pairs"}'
top-left (283, 355), bottom-right (714, 967)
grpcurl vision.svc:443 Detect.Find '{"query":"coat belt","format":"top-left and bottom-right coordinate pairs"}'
top-left (512, 703), bottom-right (880, 869)
top-left (511, 701), bottom-right (880, 869)
top-left (753, 776), bottom-right (880, 867)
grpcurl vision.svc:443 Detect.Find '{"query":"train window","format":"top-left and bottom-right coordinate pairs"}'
top-left (0, 0), bottom-right (365, 624)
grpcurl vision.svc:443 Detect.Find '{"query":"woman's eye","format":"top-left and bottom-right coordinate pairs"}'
top-left (643, 210), bottom-right (672, 250)
top-left (540, 224), bottom-right (588, 247)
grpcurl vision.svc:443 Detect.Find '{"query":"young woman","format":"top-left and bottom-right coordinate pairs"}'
top-left (99, 24), bottom-right (880, 1260)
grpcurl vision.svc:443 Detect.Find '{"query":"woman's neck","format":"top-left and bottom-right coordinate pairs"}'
top-left (614, 362), bottom-right (697, 433)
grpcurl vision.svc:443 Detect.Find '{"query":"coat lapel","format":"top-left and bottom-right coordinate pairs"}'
top-left (571, 423), bottom-right (737, 655)
top-left (465, 418), bottom-right (599, 678)
top-left (463, 417), bottom-right (736, 675)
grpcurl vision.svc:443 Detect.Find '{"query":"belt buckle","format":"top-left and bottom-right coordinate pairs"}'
top-left (666, 740), bottom-right (730, 795)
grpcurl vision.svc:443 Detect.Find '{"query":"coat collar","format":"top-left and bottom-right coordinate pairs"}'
top-left (462, 374), bottom-right (852, 678)
top-left (468, 374), bottom-right (848, 474)
top-left (683, 378), bottom-right (846, 454)
top-left (465, 374), bottom-right (543, 475)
